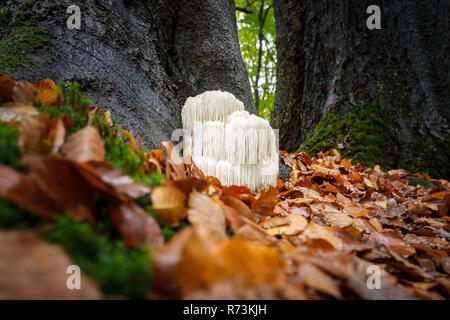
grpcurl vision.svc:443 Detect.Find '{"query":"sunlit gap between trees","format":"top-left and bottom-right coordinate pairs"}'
top-left (235, 0), bottom-right (276, 121)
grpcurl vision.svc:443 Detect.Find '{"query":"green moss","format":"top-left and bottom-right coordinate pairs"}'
top-left (45, 215), bottom-right (153, 299)
top-left (0, 1), bottom-right (46, 72)
top-left (299, 101), bottom-right (398, 170)
top-left (0, 121), bottom-right (28, 172)
top-left (299, 101), bottom-right (449, 179)
top-left (399, 136), bottom-right (450, 179)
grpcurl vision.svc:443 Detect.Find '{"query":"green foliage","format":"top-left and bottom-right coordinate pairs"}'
top-left (0, 0), bottom-right (46, 72)
top-left (0, 121), bottom-right (27, 172)
top-left (300, 102), bottom-right (398, 170)
top-left (45, 215), bottom-right (153, 299)
top-left (235, 0), bottom-right (276, 119)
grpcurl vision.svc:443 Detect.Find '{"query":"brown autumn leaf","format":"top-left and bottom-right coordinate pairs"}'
top-left (0, 73), bottom-right (15, 102)
top-left (21, 155), bottom-right (97, 223)
top-left (18, 113), bottom-right (48, 156)
top-left (51, 117), bottom-right (66, 153)
top-left (252, 185), bottom-right (279, 216)
top-left (203, 236), bottom-right (285, 288)
top-left (301, 220), bottom-right (343, 251)
top-left (162, 141), bottom-right (186, 180)
top-left (108, 202), bottom-right (163, 248)
top-left (266, 214), bottom-right (308, 236)
top-left (61, 124), bottom-right (106, 162)
top-left (0, 230), bottom-right (101, 299)
top-left (373, 231), bottom-right (416, 258)
top-left (343, 206), bottom-right (369, 217)
top-left (220, 195), bottom-right (254, 221)
top-left (223, 205), bottom-right (246, 230)
top-left (298, 263), bottom-right (342, 298)
top-left (76, 161), bottom-right (150, 199)
top-left (151, 185), bottom-right (187, 226)
top-left (0, 165), bottom-right (63, 218)
top-left (167, 176), bottom-right (209, 196)
top-left (12, 81), bottom-right (36, 105)
top-left (187, 189), bottom-right (226, 238)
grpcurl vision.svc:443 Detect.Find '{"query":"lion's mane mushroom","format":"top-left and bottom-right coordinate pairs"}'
top-left (181, 91), bottom-right (278, 192)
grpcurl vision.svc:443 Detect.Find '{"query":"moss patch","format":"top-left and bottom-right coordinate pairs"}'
top-left (299, 101), bottom-right (398, 170)
top-left (298, 101), bottom-right (449, 179)
top-left (0, 1), bottom-right (46, 72)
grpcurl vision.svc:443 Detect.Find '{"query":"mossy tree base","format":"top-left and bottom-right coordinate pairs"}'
top-left (299, 101), bottom-right (449, 179)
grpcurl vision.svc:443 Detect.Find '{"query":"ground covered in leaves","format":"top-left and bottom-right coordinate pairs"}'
top-left (0, 73), bottom-right (449, 300)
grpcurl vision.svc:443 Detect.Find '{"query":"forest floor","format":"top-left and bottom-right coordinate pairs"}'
top-left (0, 73), bottom-right (449, 300)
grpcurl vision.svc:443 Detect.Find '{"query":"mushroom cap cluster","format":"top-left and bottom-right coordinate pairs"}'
top-left (182, 91), bottom-right (278, 191)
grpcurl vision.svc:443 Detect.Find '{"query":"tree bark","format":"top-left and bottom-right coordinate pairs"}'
top-left (272, 0), bottom-right (450, 155)
top-left (7, 0), bottom-right (255, 149)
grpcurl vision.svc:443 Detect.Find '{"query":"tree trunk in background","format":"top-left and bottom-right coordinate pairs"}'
top-left (271, 0), bottom-right (449, 176)
top-left (7, 0), bottom-right (255, 149)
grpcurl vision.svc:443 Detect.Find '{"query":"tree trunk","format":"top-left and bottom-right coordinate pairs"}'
top-left (271, 0), bottom-right (450, 177)
top-left (7, 0), bottom-right (255, 149)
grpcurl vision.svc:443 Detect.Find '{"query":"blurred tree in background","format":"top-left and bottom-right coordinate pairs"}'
top-left (235, 0), bottom-right (276, 120)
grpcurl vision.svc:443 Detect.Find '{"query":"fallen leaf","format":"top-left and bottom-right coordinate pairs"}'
top-left (18, 114), bottom-right (47, 156)
top-left (298, 263), bottom-right (342, 298)
top-left (0, 73), bottom-right (15, 101)
top-left (0, 230), bottom-right (101, 299)
top-left (162, 141), bottom-right (186, 180)
top-left (343, 206), bottom-right (369, 217)
top-left (0, 165), bottom-right (63, 218)
top-left (151, 185), bottom-right (187, 226)
top-left (187, 189), bottom-right (226, 238)
top-left (108, 202), bottom-right (163, 248)
top-left (62, 124), bottom-right (105, 162)
top-left (12, 81), bottom-right (36, 105)
top-left (252, 185), bottom-right (279, 216)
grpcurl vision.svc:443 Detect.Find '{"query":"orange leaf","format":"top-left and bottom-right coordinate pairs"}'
top-left (151, 185), bottom-right (187, 226)
top-left (252, 185), bottom-right (279, 216)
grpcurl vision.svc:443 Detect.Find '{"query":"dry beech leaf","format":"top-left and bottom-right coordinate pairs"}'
top-left (252, 185), bottom-right (279, 216)
top-left (62, 124), bottom-right (105, 162)
top-left (298, 263), bottom-right (342, 299)
top-left (51, 117), bottom-right (66, 153)
top-left (168, 177), bottom-right (209, 196)
top-left (108, 202), bottom-right (163, 248)
top-left (0, 73), bottom-right (15, 101)
top-left (343, 206), bottom-right (369, 217)
top-left (151, 185), bottom-right (187, 226)
top-left (13, 81), bottom-right (36, 105)
top-left (19, 114), bottom-right (47, 156)
top-left (301, 220), bottom-right (343, 251)
top-left (203, 236), bottom-right (285, 288)
top-left (21, 155), bottom-right (97, 223)
top-left (373, 231), bottom-right (416, 257)
top-left (77, 161), bottom-right (150, 200)
top-left (0, 165), bottom-right (63, 218)
top-left (187, 189), bottom-right (226, 238)
top-left (162, 141), bottom-right (186, 180)
top-left (323, 211), bottom-right (353, 229)
top-left (0, 230), bottom-right (100, 299)
top-left (266, 214), bottom-right (307, 236)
